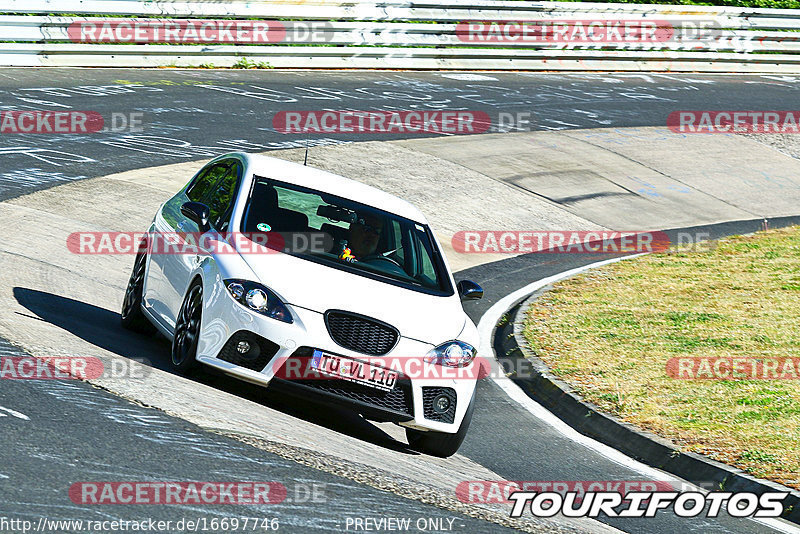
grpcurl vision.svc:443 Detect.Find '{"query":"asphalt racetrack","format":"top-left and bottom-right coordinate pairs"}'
top-left (2, 69), bottom-right (800, 534)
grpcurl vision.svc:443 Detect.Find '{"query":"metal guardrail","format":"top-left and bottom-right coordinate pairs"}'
top-left (2, 0), bottom-right (800, 71)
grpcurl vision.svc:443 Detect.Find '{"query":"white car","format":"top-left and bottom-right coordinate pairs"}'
top-left (121, 152), bottom-right (484, 457)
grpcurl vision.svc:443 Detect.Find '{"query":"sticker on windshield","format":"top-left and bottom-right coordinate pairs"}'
top-left (257, 223), bottom-right (271, 232)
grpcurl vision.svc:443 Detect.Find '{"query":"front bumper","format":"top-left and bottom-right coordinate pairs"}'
top-left (196, 280), bottom-right (477, 433)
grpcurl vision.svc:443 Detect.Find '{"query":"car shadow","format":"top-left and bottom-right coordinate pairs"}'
top-left (13, 287), bottom-right (418, 455)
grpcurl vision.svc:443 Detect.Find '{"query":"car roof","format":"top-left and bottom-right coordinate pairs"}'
top-left (230, 152), bottom-right (429, 224)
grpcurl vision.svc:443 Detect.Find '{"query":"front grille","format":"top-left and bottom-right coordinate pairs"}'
top-left (217, 331), bottom-right (280, 372)
top-left (422, 387), bottom-right (457, 424)
top-left (282, 347), bottom-right (413, 417)
top-left (325, 310), bottom-right (399, 356)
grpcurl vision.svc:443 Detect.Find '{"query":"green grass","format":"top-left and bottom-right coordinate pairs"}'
top-left (232, 57), bottom-right (273, 69)
top-left (523, 226), bottom-right (800, 488)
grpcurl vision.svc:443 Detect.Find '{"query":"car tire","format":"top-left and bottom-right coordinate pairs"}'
top-left (406, 389), bottom-right (476, 458)
top-left (120, 240), bottom-right (156, 334)
top-left (171, 280), bottom-right (203, 374)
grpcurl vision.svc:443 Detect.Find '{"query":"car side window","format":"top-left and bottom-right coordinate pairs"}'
top-left (419, 237), bottom-right (437, 279)
top-left (275, 186), bottom-right (334, 230)
top-left (207, 162), bottom-right (242, 231)
top-left (186, 163), bottom-right (229, 203)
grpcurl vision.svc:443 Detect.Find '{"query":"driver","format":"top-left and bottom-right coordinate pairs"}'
top-left (341, 212), bottom-right (384, 261)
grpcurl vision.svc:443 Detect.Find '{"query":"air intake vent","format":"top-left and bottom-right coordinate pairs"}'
top-left (422, 386), bottom-right (457, 424)
top-left (217, 331), bottom-right (280, 372)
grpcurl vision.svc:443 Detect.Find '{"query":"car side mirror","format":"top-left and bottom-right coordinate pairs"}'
top-left (457, 280), bottom-right (483, 302)
top-left (180, 201), bottom-right (211, 233)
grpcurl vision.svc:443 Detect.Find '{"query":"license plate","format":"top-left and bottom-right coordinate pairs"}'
top-left (310, 350), bottom-right (397, 391)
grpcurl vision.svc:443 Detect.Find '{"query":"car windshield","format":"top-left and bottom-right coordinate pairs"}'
top-left (240, 176), bottom-right (454, 296)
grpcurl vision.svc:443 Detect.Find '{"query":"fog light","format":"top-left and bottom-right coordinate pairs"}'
top-left (432, 394), bottom-right (451, 414)
top-left (236, 341), bottom-right (250, 354)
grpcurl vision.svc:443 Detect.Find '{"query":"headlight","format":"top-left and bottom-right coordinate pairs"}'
top-left (424, 340), bottom-right (476, 368)
top-left (246, 289), bottom-right (268, 311)
top-left (224, 279), bottom-right (293, 323)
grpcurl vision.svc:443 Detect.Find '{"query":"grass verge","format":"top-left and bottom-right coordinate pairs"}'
top-left (523, 226), bottom-right (800, 489)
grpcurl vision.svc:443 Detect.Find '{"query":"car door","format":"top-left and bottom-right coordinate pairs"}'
top-left (146, 163), bottom-right (220, 325)
top-left (145, 160), bottom-right (230, 329)
top-left (160, 159), bottom-right (243, 328)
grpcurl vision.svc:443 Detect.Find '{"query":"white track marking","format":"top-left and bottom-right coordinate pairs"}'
top-left (477, 256), bottom-right (800, 534)
top-left (476, 255), bottom-right (666, 477)
top-left (0, 405), bottom-right (29, 420)
top-left (440, 73), bottom-right (498, 81)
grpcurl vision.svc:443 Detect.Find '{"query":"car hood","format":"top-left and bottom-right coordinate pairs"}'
top-left (241, 251), bottom-right (465, 345)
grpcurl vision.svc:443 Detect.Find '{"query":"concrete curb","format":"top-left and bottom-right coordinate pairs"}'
top-left (494, 260), bottom-right (800, 525)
